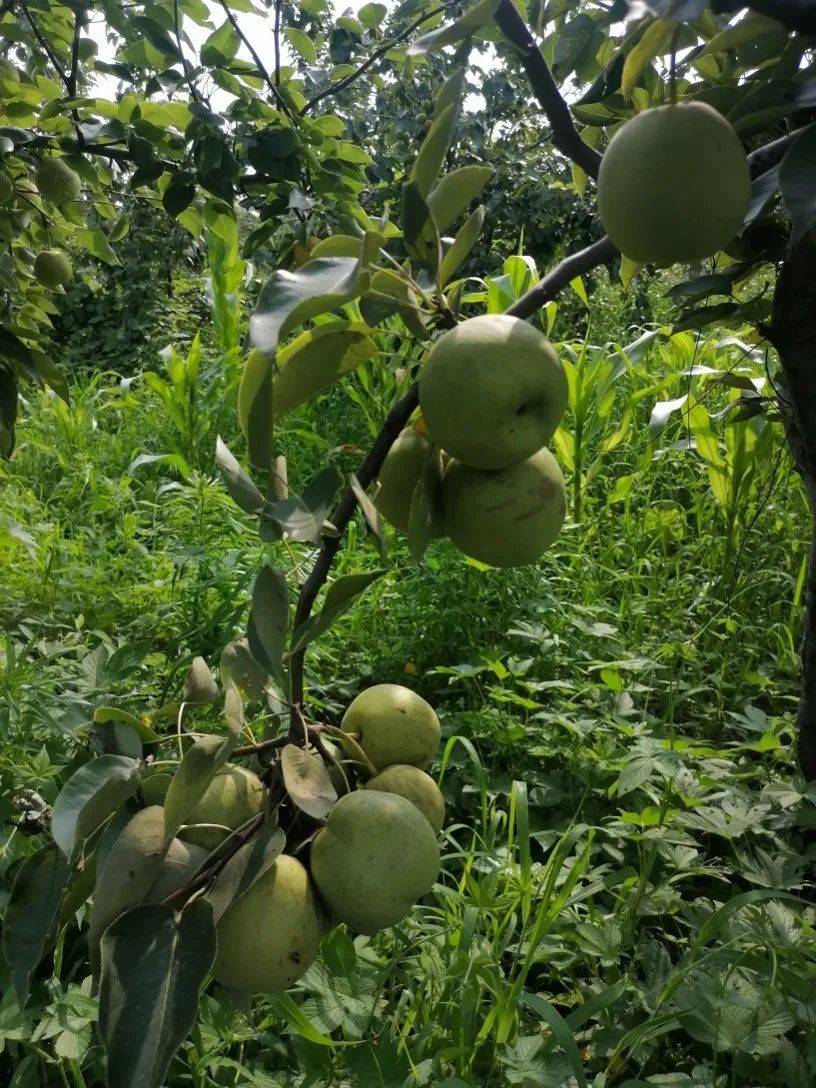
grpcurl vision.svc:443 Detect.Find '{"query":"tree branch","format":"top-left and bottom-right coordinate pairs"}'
top-left (506, 236), bottom-right (618, 320)
top-left (173, 0), bottom-right (203, 107)
top-left (273, 0), bottom-right (282, 87)
top-left (493, 0), bottom-right (602, 180)
top-left (301, 4), bottom-right (450, 116)
top-left (289, 383), bottom-right (421, 708)
top-left (712, 0), bottom-right (816, 34)
top-left (67, 6), bottom-right (81, 99)
top-left (216, 0), bottom-right (293, 120)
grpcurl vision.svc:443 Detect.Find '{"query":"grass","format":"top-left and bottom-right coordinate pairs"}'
top-left (1, 257), bottom-right (814, 1088)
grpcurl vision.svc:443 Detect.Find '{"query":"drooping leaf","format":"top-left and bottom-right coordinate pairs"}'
top-left (219, 638), bottom-right (268, 701)
top-left (281, 744), bottom-right (337, 819)
top-left (206, 821), bottom-right (286, 922)
top-left (264, 466), bottom-right (343, 543)
top-left (407, 0), bottom-right (499, 55)
top-left (249, 258), bottom-right (363, 357)
top-left (779, 123), bottom-right (816, 245)
top-left (163, 734), bottom-right (236, 842)
top-left (426, 165), bottom-right (493, 236)
top-left (439, 205), bottom-right (485, 285)
top-left (182, 656), bottom-right (220, 705)
top-left (2, 844), bottom-right (70, 1004)
top-left (99, 900), bottom-right (217, 1088)
top-left (247, 563), bottom-right (289, 683)
top-left (215, 437), bottom-right (264, 514)
top-left (51, 755), bottom-right (142, 859)
top-left (621, 18), bottom-right (674, 101)
top-left (271, 322), bottom-right (378, 420)
top-left (290, 571), bottom-right (384, 654)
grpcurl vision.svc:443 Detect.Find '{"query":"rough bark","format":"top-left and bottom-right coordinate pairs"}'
top-left (770, 235), bottom-right (816, 779)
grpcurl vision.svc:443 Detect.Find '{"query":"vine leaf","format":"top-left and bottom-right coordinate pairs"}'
top-left (290, 571), bottom-right (384, 654)
top-left (99, 900), bottom-right (217, 1088)
top-left (281, 744), bottom-right (337, 819)
top-left (51, 755), bottom-right (143, 859)
top-left (2, 844), bottom-right (70, 1004)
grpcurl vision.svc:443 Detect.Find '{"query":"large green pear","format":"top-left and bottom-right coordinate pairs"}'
top-left (375, 427), bottom-right (430, 533)
top-left (33, 250), bottom-right (73, 289)
top-left (597, 102), bottom-right (750, 266)
top-left (341, 683), bottom-right (440, 770)
top-left (366, 764), bottom-right (445, 834)
top-left (310, 790), bottom-right (439, 934)
top-left (443, 447), bottom-right (566, 568)
top-left (35, 157), bottom-right (81, 205)
top-left (181, 764), bottom-right (265, 850)
top-left (419, 315), bottom-right (567, 470)
top-left (213, 854), bottom-right (323, 992)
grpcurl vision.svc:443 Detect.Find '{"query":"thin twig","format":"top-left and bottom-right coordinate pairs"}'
top-left (493, 0), bottom-right (602, 180)
top-left (19, 0), bottom-right (69, 85)
top-left (216, 0), bottom-right (293, 119)
top-left (273, 0), bottom-right (282, 87)
top-left (506, 236), bottom-right (618, 320)
top-left (173, 0), bottom-right (203, 106)
top-left (301, 4), bottom-right (450, 116)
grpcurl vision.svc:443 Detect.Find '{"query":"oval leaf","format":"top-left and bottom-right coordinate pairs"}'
top-left (51, 755), bottom-right (142, 859)
top-left (206, 821), bottom-right (286, 923)
top-left (247, 563), bottom-right (289, 684)
top-left (281, 744), bottom-right (337, 819)
top-left (164, 734), bottom-right (236, 842)
top-left (2, 844), bottom-right (70, 1004)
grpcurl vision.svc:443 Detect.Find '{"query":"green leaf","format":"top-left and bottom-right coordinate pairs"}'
top-left (206, 821), bottom-right (286, 923)
top-left (264, 466), bottom-right (343, 544)
top-left (621, 18), bottom-right (674, 100)
top-left (52, 755), bottom-right (142, 859)
top-left (521, 992), bottom-right (587, 1088)
top-left (427, 165), bottom-right (493, 236)
top-left (201, 20), bottom-right (241, 66)
top-left (410, 104), bottom-right (456, 200)
top-left (272, 322), bottom-right (378, 420)
top-left (407, 0), bottom-right (498, 55)
top-left (281, 744), bottom-right (337, 819)
top-left (290, 571), bottom-right (384, 654)
top-left (247, 563), bottom-right (289, 683)
top-left (182, 656), bottom-right (220, 705)
top-left (99, 900), bottom-right (217, 1088)
top-left (76, 228), bottom-right (119, 266)
top-left (162, 174), bottom-right (196, 217)
top-left (164, 734), bottom-right (236, 842)
top-left (2, 844), bottom-right (70, 1004)
top-left (439, 205), bottom-right (485, 285)
top-left (219, 639), bottom-right (268, 701)
top-left (407, 446), bottom-right (445, 562)
top-left (358, 3), bottom-right (387, 29)
top-left (93, 707), bottom-right (161, 743)
top-left (433, 66), bottom-right (467, 121)
top-left (0, 326), bottom-right (33, 369)
top-left (131, 16), bottom-right (182, 60)
top-left (779, 122), bottom-right (816, 245)
top-left (241, 351), bottom-right (275, 471)
top-left (266, 992), bottom-right (338, 1046)
top-left (249, 257), bottom-right (364, 357)
top-left (284, 27), bottom-right (317, 62)
top-left (215, 436), bottom-right (264, 514)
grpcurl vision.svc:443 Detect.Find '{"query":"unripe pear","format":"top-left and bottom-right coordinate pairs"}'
top-left (443, 447), bottom-right (566, 568)
top-left (33, 250), bottom-right (73, 288)
top-left (366, 764), bottom-right (445, 833)
top-left (146, 838), bottom-right (209, 901)
top-left (310, 790), bottom-right (439, 934)
top-left (342, 683), bottom-right (440, 771)
top-left (375, 427), bottom-right (430, 533)
top-left (213, 854), bottom-right (323, 992)
top-left (597, 102), bottom-right (750, 266)
top-left (35, 157), bottom-right (81, 205)
top-left (419, 315), bottom-right (567, 470)
top-left (181, 764), bottom-right (265, 850)
top-left (140, 770), bottom-right (172, 806)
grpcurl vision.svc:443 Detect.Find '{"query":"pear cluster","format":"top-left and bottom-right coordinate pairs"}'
top-left (188, 684), bottom-right (444, 992)
top-left (377, 314), bottom-right (568, 568)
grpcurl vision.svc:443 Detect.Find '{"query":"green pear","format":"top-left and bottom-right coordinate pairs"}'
top-left (365, 764), bottom-right (445, 833)
top-left (213, 854), bottom-right (323, 992)
top-left (597, 102), bottom-right (750, 266)
top-left (140, 770), bottom-right (172, 806)
top-left (443, 447), bottom-right (566, 568)
top-left (419, 314), bottom-right (567, 470)
top-left (35, 157), bottom-right (81, 205)
top-left (375, 427), bottom-right (430, 533)
top-left (146, 837), bottom-right (209, 901)
top-left (342, 683), bottom-right (440, 770)
top-left (33, 250), bottom-right (73, 289)
top-left (310, 790), bottom-right (439, 934)
top-left (181, 764), bottom-right (265, 850)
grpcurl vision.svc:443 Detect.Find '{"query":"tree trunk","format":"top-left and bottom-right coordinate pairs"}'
top-left (770, 235), bottom-right (816, 779)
